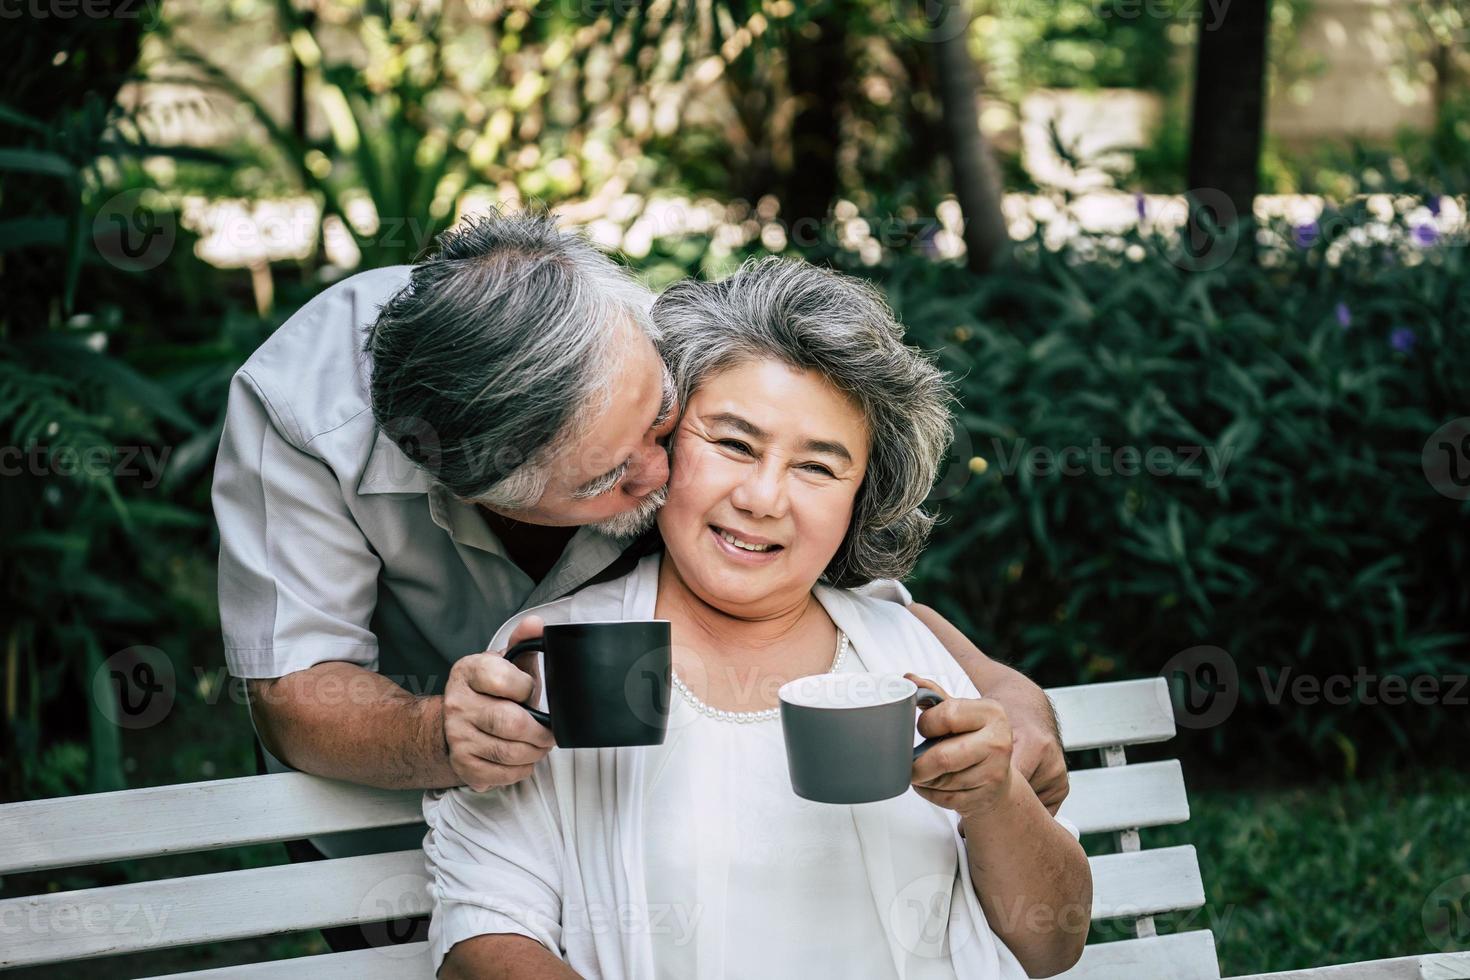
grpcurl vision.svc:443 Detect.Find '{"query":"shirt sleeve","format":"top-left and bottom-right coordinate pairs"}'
top-left (1054, 814), bottom-right (1081, 840)
top-left (212, 369), bottom-right (382, 678)
top-left (422, 776), bottom-right (567, 973)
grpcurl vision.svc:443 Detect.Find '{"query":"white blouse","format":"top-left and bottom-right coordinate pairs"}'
top-left (642, 642), bottom-right (959, 980)
top-left (422, 555), bottom-right (1043, 980)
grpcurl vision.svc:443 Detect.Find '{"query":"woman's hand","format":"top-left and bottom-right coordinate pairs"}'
top-left (443, 616), bottom-right (556, 792)
top-left (906, 674), bottom-right (1016, 820)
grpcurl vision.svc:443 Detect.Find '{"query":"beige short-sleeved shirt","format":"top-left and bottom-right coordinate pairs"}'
top-left (211, 266), bottom-right (637, 854)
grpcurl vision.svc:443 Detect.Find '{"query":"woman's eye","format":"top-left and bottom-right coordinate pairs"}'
top-left (801, 463), bottom-right (836, 477)
top-left (717, 439), bottom-right (753, 455)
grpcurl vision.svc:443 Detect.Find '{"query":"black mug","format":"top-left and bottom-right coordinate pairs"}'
top-left (506, 620), bottom-right (672, 749)
top-left (778, 672), bottom-right (948, 804)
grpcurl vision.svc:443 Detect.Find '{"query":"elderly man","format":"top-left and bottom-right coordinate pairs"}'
top-left (212, 210), bottom-right (1067, 951)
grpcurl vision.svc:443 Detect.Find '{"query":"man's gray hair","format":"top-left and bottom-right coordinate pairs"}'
top-left (653, 257), bottom-right (954, 588)
top-left (367, 209), bottom-right (656, 507)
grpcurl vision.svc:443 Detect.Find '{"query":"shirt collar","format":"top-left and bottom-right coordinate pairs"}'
top-left (357, 427), bottom-right (434, 496)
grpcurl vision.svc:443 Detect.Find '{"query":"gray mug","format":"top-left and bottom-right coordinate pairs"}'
top-left (778, 672), bottom-right (947, 804)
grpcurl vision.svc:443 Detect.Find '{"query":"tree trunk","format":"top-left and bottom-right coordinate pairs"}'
top-left (1186, 0), bottom-right (1271, 234)
top-left (930, 9), bottom-right (1009, 274)
top-left (780, 3), bottom-right (847, 233)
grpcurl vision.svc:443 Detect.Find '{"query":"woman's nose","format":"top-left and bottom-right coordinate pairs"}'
top-left (731, 461), bottom-right (787, 518)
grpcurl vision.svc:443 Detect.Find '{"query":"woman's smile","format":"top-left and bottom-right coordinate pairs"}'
top-left (708, 524), bottom-right (786, 563)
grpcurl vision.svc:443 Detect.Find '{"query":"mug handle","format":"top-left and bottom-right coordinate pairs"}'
top-left (505, 638), bottom-right (554, 730)
top-left (911, 689), bottom-right (947, 760)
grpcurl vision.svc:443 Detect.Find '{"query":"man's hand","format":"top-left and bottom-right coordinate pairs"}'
top-left (443, 616), bottom-right (556, 792)
top-left (907, 675), bottom-right (1016, 820)
top-left (1001, 680), bottom-right (1069, 814)
top-left (906, 603), bottom-right (1069, 813)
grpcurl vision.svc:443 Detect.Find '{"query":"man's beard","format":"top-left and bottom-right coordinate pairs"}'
top-left (591, 484), bottom-right (667, 540)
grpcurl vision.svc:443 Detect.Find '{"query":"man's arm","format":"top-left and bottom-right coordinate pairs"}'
top-left (248, 617), bottom-right (554, 791)
top-left (216, 370), bottom-right (550, 791)
top-left (907, 602), bottom-right (1070, 813)
top-left (248, 664), bottom-right (452, 789)
top-left (440, 935), bottom-right (580, 980)
top-left (959, 770), bottom-right (1091, 975)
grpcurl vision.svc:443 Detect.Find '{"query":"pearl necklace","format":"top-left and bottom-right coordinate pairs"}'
top-left (672, 631), bottom-right (850, 724)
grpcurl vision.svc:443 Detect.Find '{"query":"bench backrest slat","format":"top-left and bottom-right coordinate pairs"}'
top-left (0, 773), bottom-right (421, 876)
top-left (1060, 931), bottom-right (1221, 980)
top-left (1050, 678), bottom-right (1177, 751)
top-left (139, 945), bottom-right (435, 980)
top-left (140, 931), bottom-right (1228, 980)
top-left (1059, 759), bottom-right (1190, 835)
top-left (0, 850), bottom-right (424, 969)
top-left (0, 844), bottom-right (1204, 969)
top-left (0, 678), bottom-right (1176, 877)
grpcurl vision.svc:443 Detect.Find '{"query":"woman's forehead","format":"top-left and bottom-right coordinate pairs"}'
top-left (688, 360), bottom-right (870, 447)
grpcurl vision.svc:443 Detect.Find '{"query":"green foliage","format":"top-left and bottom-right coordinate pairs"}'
top-left (851, 210), bottom-right (1470, 776)
top-left (977, 0), bottom-right (1180, 98)
top-left (0, 20), bottom-right (265, 802)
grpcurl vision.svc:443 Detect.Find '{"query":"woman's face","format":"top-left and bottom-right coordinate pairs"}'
top-left (656, 359), bottom-right (870, 617)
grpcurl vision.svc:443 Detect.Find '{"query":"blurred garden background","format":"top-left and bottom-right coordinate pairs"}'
top-left (2, 0), bottom-right (1468, 975)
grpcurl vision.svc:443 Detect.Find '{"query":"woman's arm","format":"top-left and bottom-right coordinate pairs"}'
top-left (441, 934), bottom-right (582, 980)
top-left (907, 676), bottom-right (1092, 977)
top-left (422, 778), bottom-right (569, 977)
top-left (906, 603), bottom-right (1070, 813)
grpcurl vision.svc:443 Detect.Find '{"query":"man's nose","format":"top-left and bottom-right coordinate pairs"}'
top-left (622, 440), bottom-right (670, 498)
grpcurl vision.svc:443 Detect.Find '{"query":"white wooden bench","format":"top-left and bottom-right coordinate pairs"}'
top-left (2, 677), bottom-right (1465, 979)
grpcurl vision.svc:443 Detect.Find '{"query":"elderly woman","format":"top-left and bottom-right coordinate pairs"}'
top-left (424, 258), bottom-right (1092, 979)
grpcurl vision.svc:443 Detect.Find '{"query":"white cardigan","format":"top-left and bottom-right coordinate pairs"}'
top-left (422, 554), bottom-right (1043, 979)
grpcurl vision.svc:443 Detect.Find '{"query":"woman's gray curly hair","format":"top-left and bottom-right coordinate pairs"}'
top-left (653, 257), bottom-right (954, 589)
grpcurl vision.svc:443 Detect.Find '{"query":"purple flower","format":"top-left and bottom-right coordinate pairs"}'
top-left (1294, 221), bottom-right (1319, 248)
top-left (1335, 301), bottom-right (1352, 329)
top-left (1136, 193), bottom-right (1147, 222)
top-left (1427, 194), bottom-right (1442, 217)
top-left (1413, 224), bottom-right (1439, 247)
top-left (1389, 327), bottom-right (1416, 353)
